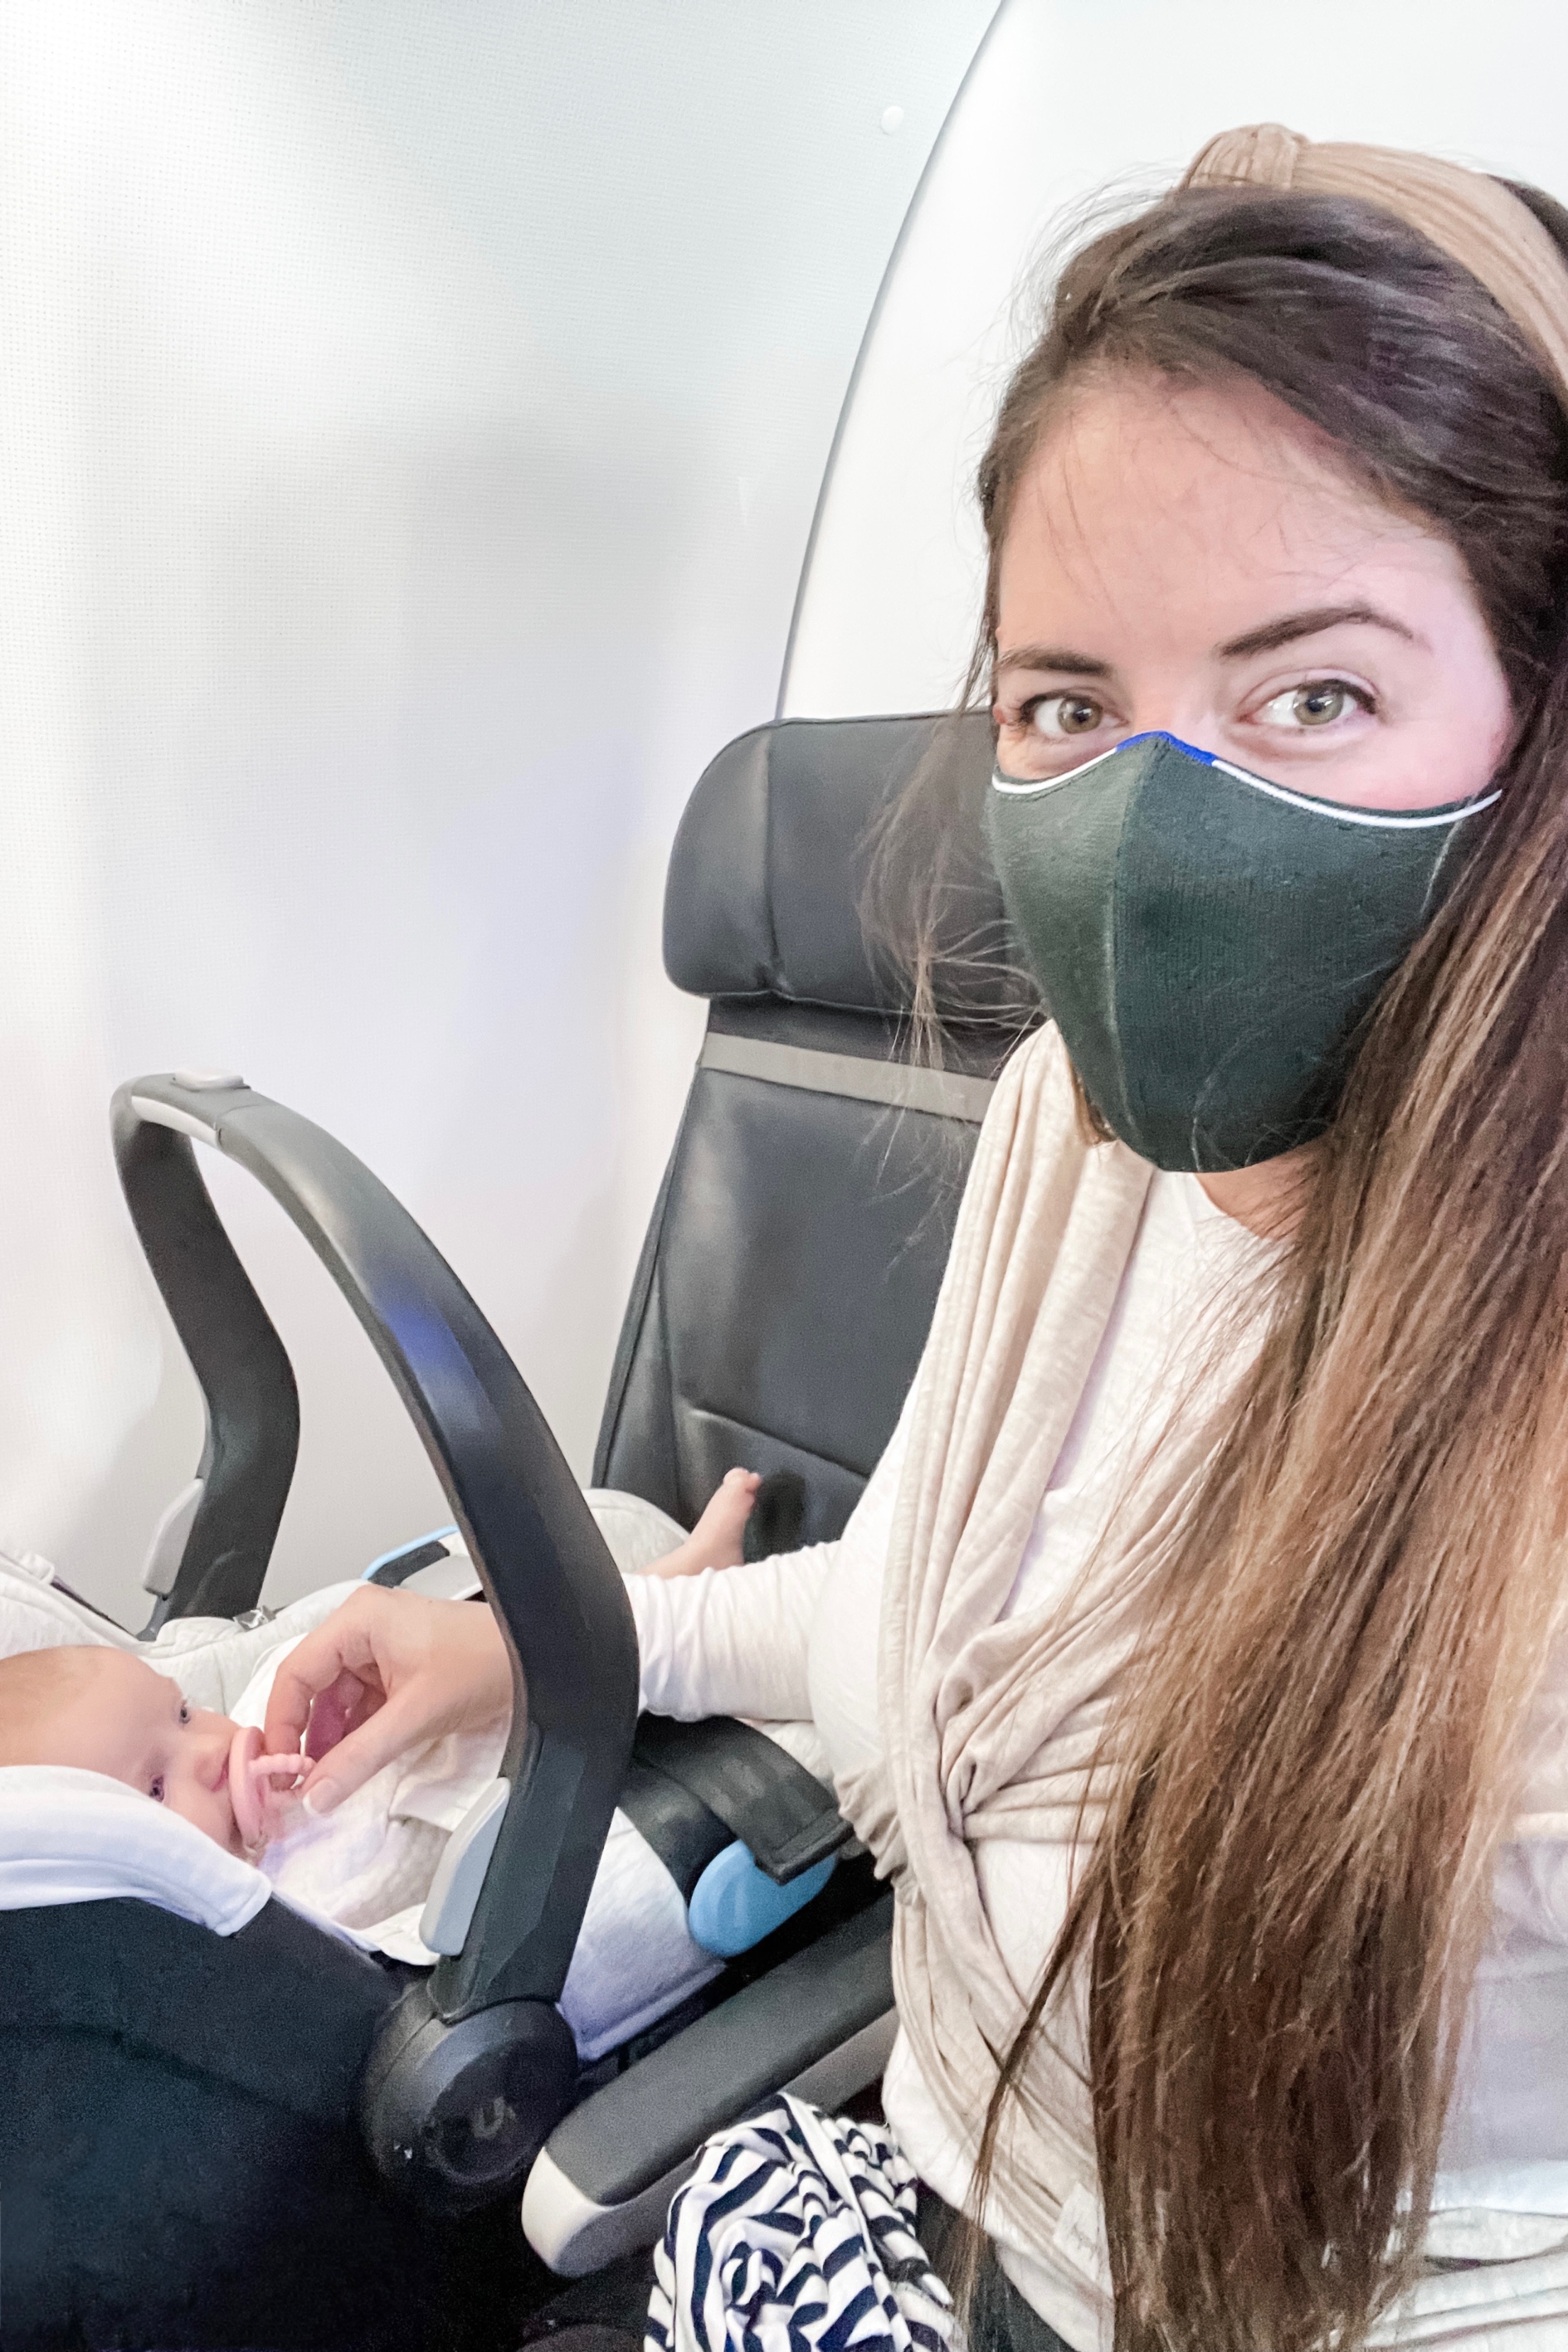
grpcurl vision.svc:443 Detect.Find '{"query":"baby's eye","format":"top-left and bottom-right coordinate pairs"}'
top-left (1259, 680), bottom-right (1369, 730)
top-left (1027, 692), bottom-right (1105, 740)
top-left (149, 1775), bottom-right (165, 1803)
top-left (178, 1700), bottom-right (191, 1726)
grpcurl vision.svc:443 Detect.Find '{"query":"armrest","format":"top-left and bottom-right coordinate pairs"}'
top-left (522, 1895), bottom-right (895, 2275)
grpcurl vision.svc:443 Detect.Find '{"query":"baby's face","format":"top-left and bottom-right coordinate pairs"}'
top-left (34, 1650), bottom-right (247, 1855)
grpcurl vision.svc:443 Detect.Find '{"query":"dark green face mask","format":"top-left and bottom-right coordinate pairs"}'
top-left (987, 731), bottom-right (1498, 1172)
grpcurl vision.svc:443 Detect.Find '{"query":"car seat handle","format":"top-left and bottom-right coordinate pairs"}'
top-left (111, 1072), bottom-right (639, 2019)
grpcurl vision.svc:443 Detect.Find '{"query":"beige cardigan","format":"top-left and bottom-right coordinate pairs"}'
top-left (832, 1022), bottom-right (1222, 2260)
top-left (627, 1020), bottom-right (1568, 2341)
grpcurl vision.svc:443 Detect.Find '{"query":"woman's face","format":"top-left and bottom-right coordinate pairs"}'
top-left (993, 370), bottom-right (1514, 811)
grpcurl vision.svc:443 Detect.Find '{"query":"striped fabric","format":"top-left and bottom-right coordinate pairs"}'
top-left (646, 2095), bottom-right (959, 2351)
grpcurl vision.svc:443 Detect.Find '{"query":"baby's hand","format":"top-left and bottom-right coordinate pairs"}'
top-left (229, 1724), bottom-right (306, 1853)
top-left (645, 1468), bottom-right (761, 1579)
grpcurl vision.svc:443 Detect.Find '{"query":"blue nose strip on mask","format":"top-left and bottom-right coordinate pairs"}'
top-left (987, 730), bottom-right (1498, 1172)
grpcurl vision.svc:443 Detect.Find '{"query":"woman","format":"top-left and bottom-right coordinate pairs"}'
top-left (268, 126), bottom-right (1568, 2352)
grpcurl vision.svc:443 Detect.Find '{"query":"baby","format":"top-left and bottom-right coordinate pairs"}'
top-left (0, 1642), bottom-right (268, 1854)
top-left (0, 1467), bottom-right (761, 1865)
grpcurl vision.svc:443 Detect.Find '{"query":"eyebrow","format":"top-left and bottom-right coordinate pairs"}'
top-left (992, 645), bottom-right (1111, 680)
top-left (1215, 602), bottom-right (1423, 658)
top-left (992, 603), bottom-right (1422, 685)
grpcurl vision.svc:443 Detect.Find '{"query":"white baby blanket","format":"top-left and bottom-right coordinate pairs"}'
top-left (0, 1764), bottom-right (273, 1936)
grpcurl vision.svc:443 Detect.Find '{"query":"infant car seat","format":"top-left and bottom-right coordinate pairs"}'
top-left (2, 1069), bottom-right (642, 2352)
top-left (0, 710), bottom-right (1021, 2351)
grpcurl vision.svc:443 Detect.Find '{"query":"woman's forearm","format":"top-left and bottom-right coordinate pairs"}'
top-left (625, 1544), bottom-right (837, 1723)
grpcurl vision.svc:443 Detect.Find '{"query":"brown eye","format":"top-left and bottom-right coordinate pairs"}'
top-left (150, 1776), bottom-right (165, 1803)
top-left (1295, 683), bottom-right (1350, 726)
top-left (1260, 680), bottom-right (1364, 730)
top-left (1033, 694), bottom-right (1104, 739)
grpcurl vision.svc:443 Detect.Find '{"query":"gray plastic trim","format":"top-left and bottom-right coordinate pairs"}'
top-left (128, 1092), bottom-right (220, 1146)
top-left (140, 1477), bottom-right (205, 1598)
top-left (522, 1895), bottom-right (894, 2270)
top-left (398, 1555), bottom-right (484, 1603)
top-left (419, 1778), bottom-right (510, 1957)
top-left (522, 2146), bottom-right (698, 2281)
top-left (776, 5), bottom-right (1006, 716)
top-left (699, 1032), bottom-right (994, 1124)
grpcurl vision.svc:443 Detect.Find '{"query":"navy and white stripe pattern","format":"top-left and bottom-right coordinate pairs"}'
top-left (646, 2095), bottom-right (958, 2351)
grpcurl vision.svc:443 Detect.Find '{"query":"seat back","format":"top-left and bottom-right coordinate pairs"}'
top-left (594, 711), bottom-right (1026, 1546)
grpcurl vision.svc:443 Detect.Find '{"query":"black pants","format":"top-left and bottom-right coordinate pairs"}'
top-left (916, 2186), bottom-right (1077, 2352)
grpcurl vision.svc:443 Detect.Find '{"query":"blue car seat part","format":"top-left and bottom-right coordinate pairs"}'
top-left (688, 1844), bottom-right (837, 1958)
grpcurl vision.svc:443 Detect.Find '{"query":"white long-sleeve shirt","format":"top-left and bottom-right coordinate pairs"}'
top-left (626, 1170), bottom-right (1568, 2350)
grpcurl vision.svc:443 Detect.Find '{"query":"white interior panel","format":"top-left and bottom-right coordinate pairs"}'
top-left (0, 0), bottom-right (994, 1618)
top-left (782, 0), bottom-right (1568, 721)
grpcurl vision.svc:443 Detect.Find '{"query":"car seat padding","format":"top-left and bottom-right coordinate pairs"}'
top-left (0, 1894), bottom-right (472, 2351)
top-left (0, 1764), bottom-right (274, 1935)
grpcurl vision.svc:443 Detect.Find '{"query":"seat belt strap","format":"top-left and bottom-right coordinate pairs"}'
top-left (630, 1715), bottom-right (851, 1886)
top-left (616, 1756), bottom-right (734, 1902)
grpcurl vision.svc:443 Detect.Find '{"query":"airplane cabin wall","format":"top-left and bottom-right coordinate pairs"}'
top-left (0, 0), bottom-right (995, 1618)
top-left (782, 0), bottom-right (1568, 719)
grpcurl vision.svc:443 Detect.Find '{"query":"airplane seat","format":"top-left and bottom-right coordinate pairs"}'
top-left (524, 706), bottom-right (1032, 2280)
top-left (596, 706), bottom-right (1017, 1542)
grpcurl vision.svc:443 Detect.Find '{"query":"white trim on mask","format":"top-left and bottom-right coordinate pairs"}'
top-left (992, 731), bottom-right (1500, 831)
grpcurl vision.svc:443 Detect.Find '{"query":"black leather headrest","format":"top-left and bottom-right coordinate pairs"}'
top-left (663, 712), bottom-right (1012, 1019)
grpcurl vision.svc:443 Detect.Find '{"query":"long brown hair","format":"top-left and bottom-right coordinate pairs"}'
top-left (898, 184), bottom-right (1568, 2351)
